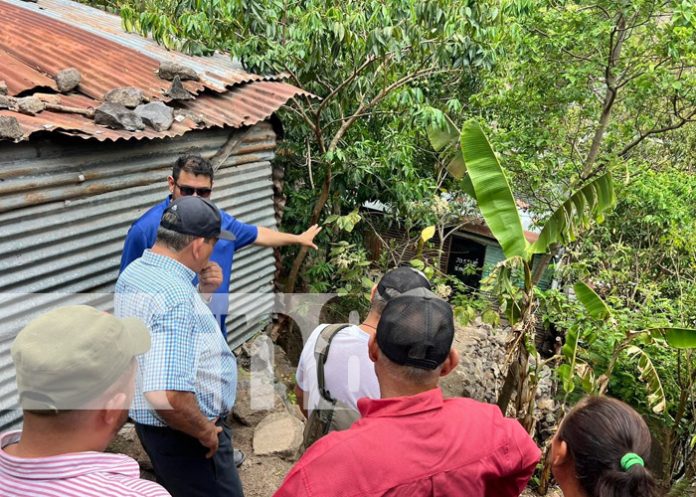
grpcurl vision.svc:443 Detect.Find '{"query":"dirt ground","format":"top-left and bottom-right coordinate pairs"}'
top-left (233, 420), bottom-right (294, 497)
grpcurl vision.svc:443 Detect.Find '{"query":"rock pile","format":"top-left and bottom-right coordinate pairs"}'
top-left (441, 320), bottom-right (561, 442)
top-left (441, 320), bottom-right (507, 404)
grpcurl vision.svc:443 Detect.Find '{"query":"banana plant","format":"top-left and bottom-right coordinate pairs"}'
top-left (428, 117), bottom-right (616, 429)
top-left (563, 280), bottom-right (696, 416)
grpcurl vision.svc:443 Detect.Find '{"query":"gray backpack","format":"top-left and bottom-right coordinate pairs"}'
top-left (301, 323), bottom-right (361, 451)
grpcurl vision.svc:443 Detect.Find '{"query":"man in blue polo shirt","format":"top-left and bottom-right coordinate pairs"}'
top-left (120, 154), bottom-right (321, 337)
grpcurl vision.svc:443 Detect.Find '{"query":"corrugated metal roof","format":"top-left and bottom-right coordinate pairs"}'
top-left (0, 0), bottom-right (311, 142)
top-left (2, 81), bottom-right (306, 142)
top-left (11, 0), bottom-right (284, 92)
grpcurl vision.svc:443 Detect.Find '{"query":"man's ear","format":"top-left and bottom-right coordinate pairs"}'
top-left (369, 285), bottom-right (377, 302)
top-left (102, 392), bottom-right (128, 427)
top-left (439, 348), bottom-right (460, 377)
top-left (191, 237), bottom-right (206, 259)
top-left (167, 175), bottom-right (175, 194)
top-left (368, 335), bottom-right (379, 364)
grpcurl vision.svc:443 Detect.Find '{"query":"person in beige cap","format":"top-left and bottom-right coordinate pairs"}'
top-left (0, 305), bottom-right (171, 497)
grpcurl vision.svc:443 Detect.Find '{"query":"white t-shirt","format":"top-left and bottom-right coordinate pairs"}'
top-left (296, 324), bottom-right (380, 412)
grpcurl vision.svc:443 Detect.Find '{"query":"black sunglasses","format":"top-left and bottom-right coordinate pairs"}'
top-left (175, 182), bottom-right (212, 198)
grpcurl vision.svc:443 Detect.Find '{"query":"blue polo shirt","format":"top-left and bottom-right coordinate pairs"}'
top-left (120, 197), bottom-right (258, 337)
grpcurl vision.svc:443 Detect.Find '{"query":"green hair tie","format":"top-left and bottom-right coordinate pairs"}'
top-left (620, 453), bottom-right (644, 471)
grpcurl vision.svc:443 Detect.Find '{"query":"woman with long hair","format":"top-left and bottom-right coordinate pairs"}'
top-left (551, 396), bottom-right (659, 497)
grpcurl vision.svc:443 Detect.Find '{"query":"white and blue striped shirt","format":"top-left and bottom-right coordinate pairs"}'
top-left (115, 250), bottom-right (237, 427)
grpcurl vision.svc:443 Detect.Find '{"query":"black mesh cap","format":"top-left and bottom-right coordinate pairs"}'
top-left (376, 266), bottom-right (431, 301)
top-left (376, 287), bottom-right (455, 370)
top-left (161, 196), bottom-right (235, 241)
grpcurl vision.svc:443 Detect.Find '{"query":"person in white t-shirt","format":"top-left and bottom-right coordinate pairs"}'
top-left (295, 267), bottom-right (431, 415)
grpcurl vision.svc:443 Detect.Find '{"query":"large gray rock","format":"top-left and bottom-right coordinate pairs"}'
top-left (158, 61), bottom-right (200, 81)
top-left (55, 68), bottom-right (81, 93)
top-left (0, 80), bottom-right (7, 96)
top-left (0, 95), bottom-right (12, 110)
top-left (105, 87), bottom-right (146, 109)
top-left (232, 378), bottom-right (285, 427)
top-left (16, 97), bottom-right (45, 115)
top-left (94, 102), bottom-right (145, 131)
top-left (135, 101), bottom-right (173, 131)
top-left (252, 412), bottom-right (304, 460)
top-left (106, 423), bottom-right (152, 471)
top-left (0, 116), bottom-right (23, 140)
top-left (164, 76), bottom-right (194, 101)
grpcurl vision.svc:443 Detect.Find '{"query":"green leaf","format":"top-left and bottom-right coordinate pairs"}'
top-left (482, 309), bottom-right (500, 326)
top-left (626, 346), bottom-right (667, 414)
top-left (427, 115), bottom-right (475, 198)
top-left (421, 225), bottom-right (436, 243)
top-left (574, 281), bottom-right (611, 320)
top-left (530, 173), bottom-right (616, 255)
top-left (410, 259), bottom-right (425, 271)
top-left (648, 328), bottom-right (696, 349)
top-left (454, 305), bottom-right (476, 326)
top-left (559, 325), bottom-right (580, 394)
top-left (557, 364), bottom-right (574, 394)
top-left (460, 120), bottom-right (527, 259)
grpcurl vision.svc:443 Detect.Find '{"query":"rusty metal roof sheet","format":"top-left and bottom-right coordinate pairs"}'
top-left (1, 81), bottom-right (308, 142)
top-left (0, 0), bottom-right (311, 142)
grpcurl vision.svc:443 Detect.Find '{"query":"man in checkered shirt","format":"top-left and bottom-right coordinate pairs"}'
top-left (115, 196), bottom-right (243, 497)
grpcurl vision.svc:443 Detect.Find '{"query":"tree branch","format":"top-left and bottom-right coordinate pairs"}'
top-left (581, 14), bottom-right (627, 178)
top-left (316, 54), bottom-right (379, 115)
top-left (327, 67), bottom-right (452, 152)
top-left (619, 106), bottom-right (696, 158)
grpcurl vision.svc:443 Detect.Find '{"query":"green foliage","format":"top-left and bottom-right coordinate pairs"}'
top-left (530, 174), bottom-right (616, 255)
top-left (426, 114), bottom-right (474, 196)
top-left (459, 120), bottom-right (527, 259)
top-left (101, 0), bottom-right (504, 293)
top-left (470, 0), bottom-right (696, 204)
top-left (626, 345), bottom-right (667, 414)
top-left (574, 281), bottom-right (611, 321)
top-left (325, 210), bottom-right (362, 233)
top-left (659, 328), bottom-right (696, 349)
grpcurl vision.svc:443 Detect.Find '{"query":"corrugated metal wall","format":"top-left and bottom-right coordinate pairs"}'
top-left (0, 123), bottom-right (278, 431)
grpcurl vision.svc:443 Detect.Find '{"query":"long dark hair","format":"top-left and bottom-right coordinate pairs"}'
top-left (557, 396), bottom-right (658, 497)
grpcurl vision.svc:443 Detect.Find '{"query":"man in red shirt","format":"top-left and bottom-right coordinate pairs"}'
top-left (275, 288), bottom-right (540, 497)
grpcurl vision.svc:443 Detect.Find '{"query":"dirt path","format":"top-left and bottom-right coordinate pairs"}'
top-left (233, 421), bottom-right (293, 497)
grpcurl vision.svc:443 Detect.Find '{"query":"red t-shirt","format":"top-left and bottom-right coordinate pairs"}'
top-left (274, 388), bottom-right (540, 497)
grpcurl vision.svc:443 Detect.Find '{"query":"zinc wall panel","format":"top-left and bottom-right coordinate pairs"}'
top-left (0, 124), bottom-right (278, 431)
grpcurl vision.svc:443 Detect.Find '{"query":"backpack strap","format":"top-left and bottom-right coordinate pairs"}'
top-left (314, 323), bottom-right (352, 402)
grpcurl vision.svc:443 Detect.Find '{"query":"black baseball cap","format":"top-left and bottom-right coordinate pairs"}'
top-left (377, 287), bottom-right (455, 370)
top-left (161, 196), bottom-right (236, 241)
top-left (376, 266), bottom-right (431, 301)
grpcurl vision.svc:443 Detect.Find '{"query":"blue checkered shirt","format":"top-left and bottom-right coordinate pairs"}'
top-left (115, 250), bottom-right (237, 427)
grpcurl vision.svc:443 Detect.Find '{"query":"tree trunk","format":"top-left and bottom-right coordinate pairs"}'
top-left (537, 444), bottom-right (554, 495)
top-left (497, 359), bottom-right (519, 414)
top-left (284, 167), bottom-right (332, 293)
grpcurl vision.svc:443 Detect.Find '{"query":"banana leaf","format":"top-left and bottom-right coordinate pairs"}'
top-left (530, 173), bottom-right (616, 255)
top-left (460, 120), bottom-right (527, 259)
top-left (648, 328), bottom-right (696, 349)
top-left (626, 346), bottom-right (667, 414)
top-left (427, 116), bottom-right (476, 198)
top-left (574, 281), bottom-right (611, 321)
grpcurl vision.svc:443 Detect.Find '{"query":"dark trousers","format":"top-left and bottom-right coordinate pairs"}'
top-left (135, 420), bottom-right (244, 497)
